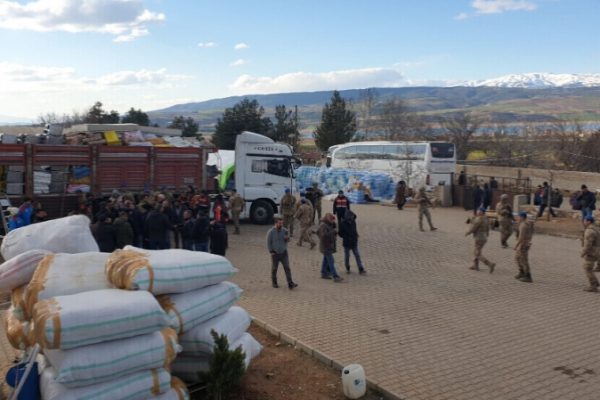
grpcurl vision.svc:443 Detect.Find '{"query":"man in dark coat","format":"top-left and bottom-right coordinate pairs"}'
top-left (338, 209), bottom-right (366, 274)
top-left (472, 184), bottom-right (483, 215)
top-left (145, 206), bottom-right (172, 250)
top-left (209, 218), bottom-right (228, 256)
top-left (113, 209), bottom-right (134, 249)
top-left (181, 209), bottom-right (195, 250)
top-left (333, 190), bottom-right (351, 223)
top-left (317, 213), bottom-right (343, 282)
top-left (193, 209), bottom-right (211, 252)
top-left (94, 213), bottom-right (117, 253)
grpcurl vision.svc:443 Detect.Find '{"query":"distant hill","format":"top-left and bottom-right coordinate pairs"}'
top-left (147, 86), bottom-right (600, 134)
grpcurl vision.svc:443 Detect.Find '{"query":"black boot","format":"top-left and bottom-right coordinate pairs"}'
top-left (514, 270), bottom-right (524, 280)
top-left (519, 273), bottom-right (533, 283)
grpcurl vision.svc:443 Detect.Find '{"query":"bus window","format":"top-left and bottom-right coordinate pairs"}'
top-left (431, 143), bottom-right (455, 158)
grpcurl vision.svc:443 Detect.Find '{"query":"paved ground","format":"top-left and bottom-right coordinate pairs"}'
top-left (1, 204), bottom-right (598, 399)
top-left (227, 203), bottom-right (600, 400)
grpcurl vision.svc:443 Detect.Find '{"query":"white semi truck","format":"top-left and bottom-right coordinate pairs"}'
top-left (210, 131), bottom-right (298, 224)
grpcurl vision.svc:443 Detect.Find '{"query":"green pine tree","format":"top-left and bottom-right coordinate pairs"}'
top-left (212, 98), bottom-right (273, 149)
top-left (198, 330), bottom-right (246, 400)
top-left (314, 90), bottom-right (357, 151)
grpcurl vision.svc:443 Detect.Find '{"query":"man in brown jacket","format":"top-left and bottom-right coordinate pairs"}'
top-left (465, 207), bottom-right (496, 273)
top-left (317, 213), bottom-right (343, 282)
top-left (581, 215), bottom-right (600, 292)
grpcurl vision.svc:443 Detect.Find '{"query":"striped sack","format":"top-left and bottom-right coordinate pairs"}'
top-left (105, 246), bottom-right (237, 295)
top-left (179, 306), bottom-right (251, 356)
top-left (40, 367), bottom-right (172, 400)
top-left (0, 249), bottom-right (52, 292)
top-left (45, 328), bottom-right (181, 387)
top-left (157, 282), bottom-right (242, 335)
top-left (32, 288), bottom-right (170, 349)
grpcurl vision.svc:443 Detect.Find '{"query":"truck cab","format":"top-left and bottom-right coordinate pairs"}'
top-left (234, 131), bottom-right (296, 224)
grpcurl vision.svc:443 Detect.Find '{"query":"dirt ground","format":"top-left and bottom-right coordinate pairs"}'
top-left (191, 323), bottom-right (385, 400)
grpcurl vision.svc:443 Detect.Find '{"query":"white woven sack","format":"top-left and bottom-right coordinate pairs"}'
top-left (173, 332), bottom-right (262, 383)
top-left (105, 246), bottom-right (238, 294)
top-left (4, 307), bottom-right (32, 350)
top-left (40, 367), bottom-right (172, 400)
top-left (0, 249), bottom-right (52, 292)
top-left (179, 306), bottom-right (251, 356)
top-left (151, 377), bottom-right (190, 400)
top-left (23, 252), bottom-right (112, 320)
top-left (45, 327), bottom-right (181, 387)
top-left (32, 288), bottom-right (170, 349)
top-left (157, 281), bottom-right (242, 334)
top-left (0, 215), bottom-right (99, 260)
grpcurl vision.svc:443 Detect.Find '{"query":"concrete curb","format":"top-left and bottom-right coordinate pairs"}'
top-left (251, 316), bottom-right (404, 400)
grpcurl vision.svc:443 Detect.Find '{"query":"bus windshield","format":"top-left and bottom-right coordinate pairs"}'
top-left (430, 143), bottom-right (455, 159)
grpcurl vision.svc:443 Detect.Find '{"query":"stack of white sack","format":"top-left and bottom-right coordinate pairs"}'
top-left (31, 288), bottom-right (188, 399)
top-left (4, 251), bottom-right (114, 353)
top-left (0, 215), bottom-right (98, 261)
top-left (173, 308), bottom-right (262, 382)
top-left (105, 247), bottom-right (262, 383)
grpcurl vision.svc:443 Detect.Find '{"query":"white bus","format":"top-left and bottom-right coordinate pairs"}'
top-left (328, 141), bottom-right (456, 188)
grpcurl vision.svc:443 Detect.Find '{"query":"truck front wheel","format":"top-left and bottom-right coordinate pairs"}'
top-left (250, 200), bottom-right (274, 225)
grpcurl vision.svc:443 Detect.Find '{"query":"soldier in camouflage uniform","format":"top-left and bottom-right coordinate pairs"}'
top-left (580, 215), bottom-right (600, 292)
top-left (414, 187), bottom-right (437, 232)
top-left (465, 207), bottom-right (496, 273)
top-left (280, 189), bottom-right (296, 237)
top-left (294, 198), bottom-right (316, 249)
top-left (228, 189), bottom-right (245, 234)
top-left (514, 211), bottom-right (534, 282)
top-left (495, 194), bottom-right (514, 248)
top-left (311, 182), bottom-right (324, 223)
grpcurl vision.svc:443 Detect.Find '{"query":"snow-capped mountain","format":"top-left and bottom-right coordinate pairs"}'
top-left (465, 73), bottom-right (600, 88)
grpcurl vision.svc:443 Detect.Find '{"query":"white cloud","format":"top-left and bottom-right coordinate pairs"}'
top-left (456, 0), bottom-right (537, 19)
top-left (0, 62), bottom-right (75, 82)
top-left (198, 41), bottom-right (217, 48)
top-left (0, 0), bottom-right (165, 42)
top-left (234, 42), bottom-right (249, 50)
top-left (230, 59), bottom-right (249, 67)
top-left (472, 0), bottom-right (537, 14)
top-left (96, 68), bottom-right (189, 86)
top-left (228, 67), bottom-right (406, 94)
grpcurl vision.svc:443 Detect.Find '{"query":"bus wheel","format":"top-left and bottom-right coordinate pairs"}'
top-left (250, 200), bottom-right (273, 224)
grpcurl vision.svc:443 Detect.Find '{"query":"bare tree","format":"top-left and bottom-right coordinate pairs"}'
top-left (440, 112), bottom-right (482, 161)
top-left (380, 98), bottom-right (427, 140)
top-left (356, 88), bottom-right (378, 139)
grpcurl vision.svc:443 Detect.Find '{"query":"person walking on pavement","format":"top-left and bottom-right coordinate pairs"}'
top-left (228, 189), bottom-right (245, 234)
top-left (514, 211), bottom-right (534, 282)
top-left (537, 182), bottom-right (557, 218)
top-left (576, 184), bottom-right (596, 222)
top-left (472, 184), bottom-right (483, 215)
top-left (415, 187), bottom-right (437, 232)
top-left (280, 188), bottom-right (297, 237)
top-left (266, 217), bottom-right (298, 289)
top-left (394, 181), bottom-right (406, 210)
top-left (333, 190), bottom-right (350, 223)
top-left (317, 213), bottom-right (343, 282)
top-left (465, 207), bottom-right (496, 273)
top-left (311, 182), bottom-right (324, 222)
top-left (294, 199), bottom-right (316, 249)
top-left (495, 194), bottom-right (514, 248)
top-left (580, 215), bottom-right (600, 292)
top-left (338, 209), bottom-right (366, 274)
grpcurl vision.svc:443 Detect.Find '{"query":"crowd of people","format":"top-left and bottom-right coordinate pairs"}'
top-left (5, 175), bottom-right (600, 294)
top-left (69, 188), bottom-right (234, 256)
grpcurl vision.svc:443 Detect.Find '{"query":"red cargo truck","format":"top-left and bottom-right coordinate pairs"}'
top-left (0, 143), bottom-right (216, 218)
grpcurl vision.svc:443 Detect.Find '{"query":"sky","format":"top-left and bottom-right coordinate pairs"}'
top-left (0, 0), bottom-right (598, 120)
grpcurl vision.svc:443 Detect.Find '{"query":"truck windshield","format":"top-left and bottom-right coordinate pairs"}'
top-left (251, 159), bottom-right (291, 178)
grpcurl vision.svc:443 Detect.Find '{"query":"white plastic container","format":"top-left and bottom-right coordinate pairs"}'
top-left (342, 364), bottom-right (366, 399)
